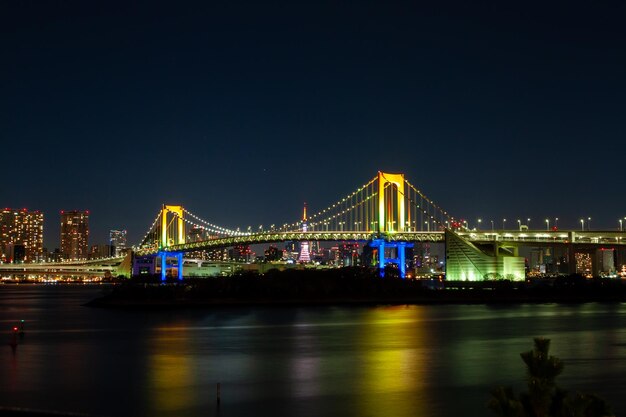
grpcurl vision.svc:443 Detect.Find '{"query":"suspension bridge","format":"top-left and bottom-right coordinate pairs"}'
top-left (133, 171), bottom-right (626, 281)
top-left (134, 172), bottom-right (454, 279)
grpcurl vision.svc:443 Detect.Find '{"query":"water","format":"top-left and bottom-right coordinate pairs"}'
top-left (1, 285), bottom-right (625, 417)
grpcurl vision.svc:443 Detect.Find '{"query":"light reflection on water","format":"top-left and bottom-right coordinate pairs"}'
top-left (148, 321), bottom-right (196, 416)
top-left (0, 287), bottom-right (625, 417)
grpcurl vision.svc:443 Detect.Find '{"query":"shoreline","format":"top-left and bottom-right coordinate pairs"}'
top-left (86, 289), bottom-right (626, 309)
top-left (83, 269), bottom-right (626, 309)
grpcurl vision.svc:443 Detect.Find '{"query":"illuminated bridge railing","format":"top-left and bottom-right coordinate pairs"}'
top-left (459, 230), bottom-right (626, 245)
top-left (136, 231), bottom-right (446, 255)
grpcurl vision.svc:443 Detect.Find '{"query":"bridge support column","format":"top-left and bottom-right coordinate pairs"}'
top-left (177, 252), bottom-right (183, 281)
top-left (567, 232), bottom-right (577, 275)
top-left (160, 252), bottom-right (167, 281)
top-left (159, 252), bottom-right (184, 281)
top-left (398, 242), bottom-right (406, 278)
top-left (377, 239), bottom-right (385, 277)
top-left (370, 238), bottom-right (413, 279)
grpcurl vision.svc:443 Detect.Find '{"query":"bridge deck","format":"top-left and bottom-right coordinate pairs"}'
top-left (136, 229), bottom-right (626, 255)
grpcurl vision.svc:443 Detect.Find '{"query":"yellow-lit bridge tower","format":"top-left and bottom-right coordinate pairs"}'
top-left (373, 172), bottom-right (413, 277)
top-left (159, 205), bottom-right (185, 280)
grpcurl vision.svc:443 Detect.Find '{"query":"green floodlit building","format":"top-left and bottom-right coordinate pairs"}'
top-left (445, 230), bottom-right (525, 281)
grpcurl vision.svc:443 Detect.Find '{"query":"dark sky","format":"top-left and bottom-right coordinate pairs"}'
top-left (2, 1), bottom-right (625, 248)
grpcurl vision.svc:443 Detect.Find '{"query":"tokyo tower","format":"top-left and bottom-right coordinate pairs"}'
top-left (298, 203), bottom-right (311, 262)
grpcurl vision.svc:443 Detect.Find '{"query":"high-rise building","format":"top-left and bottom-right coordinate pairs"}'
top-left (109, 229), bottom-right (128, 256)
top-left (60, 210), bottom-right (89, 260)
top-left (0, 208), bottom-right (44, 263)
top-left (90, 244), bottom-right (114, 259)
top-left (575, 252), bottom-right (592, 277)
top-left (228, 245), bottom-right (252, 262)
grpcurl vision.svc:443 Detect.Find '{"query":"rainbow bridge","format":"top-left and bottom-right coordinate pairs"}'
top-left (133, 171), bottom-right (626, 281)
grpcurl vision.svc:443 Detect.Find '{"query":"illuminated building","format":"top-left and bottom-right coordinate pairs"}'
top-left (298, 203), bottom-right (311, 262)
top-left (6, 244), bottom-right (26, 263)
top-left (445, 230), bottom-right (525, 281)
top-left (339, 242), bottom-right (360, 266)
top-left (264, 245), bottom-right (282, 262)
top-left (205, 248), bottom-right (228, 261)
top-left (109, 229), bottom-right (127, 256)
top-left (595, 248), bottom-right (615, 276)
top-left (285, 241), bottom-right (300, 260)
top-left (228, 245), bottom-right (253, 262)
top-left (43, 248), bottom-right (63, 263)
top-left (575, 252), bottom-right (592, 277)
top-left (89, 244), bottom-right (113, 259)
top-left (0, 208), bottom-right (44, 263)
top-left (60, 210), bottom-right (89, 260)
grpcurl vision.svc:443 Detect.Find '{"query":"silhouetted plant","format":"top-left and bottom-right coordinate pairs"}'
top-left (488, 338), bottom-right (613, 417)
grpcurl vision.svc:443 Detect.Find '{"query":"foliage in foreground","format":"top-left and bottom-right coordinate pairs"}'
top-left (488, 338), bottom-right (613, 417)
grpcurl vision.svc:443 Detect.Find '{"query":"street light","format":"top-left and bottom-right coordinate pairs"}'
top-left (339, 222), bottom-right (345, 231)
top-left (555, 218), bottom-right (559, 229)
top-left (490, 220), bottom-right (494, 232)
top-left (425, 221), bottom-right (430, 232)
top-left (545, 219), bottom-right (550, 231)
top-left (502, 218), bottom-right (507, 230)
top-left (477, 219), bottom-right (482, 230)
top-left (587, 217), bottom-right (591, 231)
top-left (527, 218), bottom-right (531, 230)
top-left (619, 219), bottom-right (623, 231)
top-left (517, 219), bottom-right (521, 230)
top-left (580, 219), bottom-right (584, 231)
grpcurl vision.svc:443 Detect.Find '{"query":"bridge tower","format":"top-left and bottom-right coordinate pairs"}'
top-left (378, 171), bottom-right (405, 233)
top-left (159, 205), bottom-right (185, 281)
top-left (160, 205), bottom-right (185, 248)
top-left (372, 172), bottom-right (413, 278)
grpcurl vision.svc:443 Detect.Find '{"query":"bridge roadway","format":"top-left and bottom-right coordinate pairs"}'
top-left (458, 229), bottom-right (626, 246)
top-left (135, 229), bottom-right (626, 255)
top-left (0, 257), bottom-right (125, 276)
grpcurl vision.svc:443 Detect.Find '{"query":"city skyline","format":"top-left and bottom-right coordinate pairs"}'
top-left (5, 184), bottom-right (626, 251)
top-left (2, 1), bottom-right (625, 248)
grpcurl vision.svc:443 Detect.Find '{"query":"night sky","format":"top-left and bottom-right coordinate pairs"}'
top-left (2, 1), bottom-right (625, 249)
